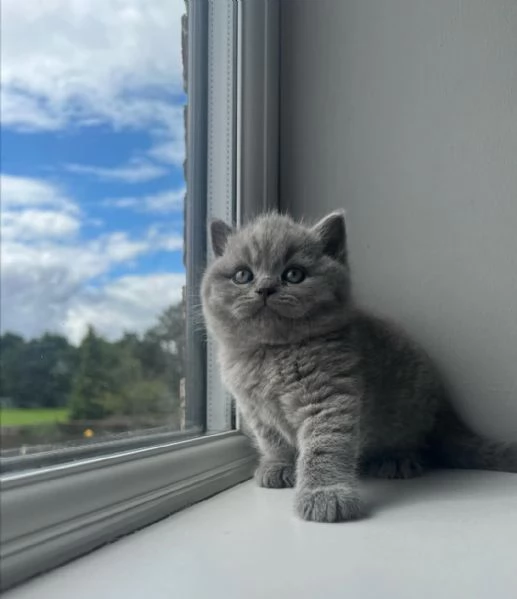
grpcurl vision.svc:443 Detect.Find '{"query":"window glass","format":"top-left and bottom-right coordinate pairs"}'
top-left (0, 0), bottom-right (200, 462)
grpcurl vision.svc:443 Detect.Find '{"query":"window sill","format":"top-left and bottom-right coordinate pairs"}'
top-left (0, 432), bottom-right (256, 591)
top-left (6, 470), bottom-right (517, 599)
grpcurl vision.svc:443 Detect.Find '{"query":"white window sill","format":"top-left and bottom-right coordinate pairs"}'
top-left (7, 471), bottom-right (517, 599)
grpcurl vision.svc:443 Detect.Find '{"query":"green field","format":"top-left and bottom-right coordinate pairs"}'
top-left (0, 408), bottom-right (69, 427)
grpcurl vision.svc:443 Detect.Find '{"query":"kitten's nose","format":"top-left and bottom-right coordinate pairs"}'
top-left (255, 285), bottom-right (277, 298)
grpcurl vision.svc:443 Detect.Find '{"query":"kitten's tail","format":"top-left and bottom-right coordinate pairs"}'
top-left (429, 405), bottom-right (517, 473)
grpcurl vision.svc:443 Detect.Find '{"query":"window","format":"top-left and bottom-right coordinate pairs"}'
top-left (0, 0), bottom-right (203, 469)
top-left (0, 0), bottom-right (279, 591)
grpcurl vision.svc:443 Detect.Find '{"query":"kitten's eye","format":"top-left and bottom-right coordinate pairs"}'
top-left (282, 267), bottom-right (305, 284)
top-left (232, 268), bottom-right (254, 284)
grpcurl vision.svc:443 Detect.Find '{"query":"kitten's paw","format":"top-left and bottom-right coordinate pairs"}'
top-left (295, 485), bottom-right (364, 523)
top-left (365, 453), bottom-right (424, 479)
top-left (255, 461), bottom-right (295, 489)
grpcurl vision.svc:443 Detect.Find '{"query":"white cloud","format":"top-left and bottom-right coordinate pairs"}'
top-left (106, 198), bottom-right (139, 209)
top-left (1, 0), bottom-right (186, 134)
top-left (66, 159), bottom-right (169, 183)
top-left (2, 248), bottom-right (186, 344)
top-left (0, 174), bottom-right (185, 343)
top-left (1, 175), bottom-right (82, 241)
top-left (157, 236), bottom-right (185, 252)
top-left (1, 174), bottom-right (77, 212)
top-left (148, 137), bottom-right (185, 166)
top-left (0, 90), bottom-right (64, 131)
top-left (141, 189), bottom-right (185, 213)
top-left (146, 226), bottom-right (184, 252)
top-left (0, 0), bottom-right (188, 341)
top-left (105, 187), bottom-right (185, 213)
top-left (2, 210), bottom-right (80, 241)
top-left (63, 273), bottom-right (185, 345)
top-left (98, 232), bottom-right (150, 263)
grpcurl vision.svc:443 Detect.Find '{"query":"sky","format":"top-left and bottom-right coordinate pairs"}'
top-left (1, 0), bottom-right (187, 345)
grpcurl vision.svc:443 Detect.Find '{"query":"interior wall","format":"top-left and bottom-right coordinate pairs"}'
top-left (280, 0), bottom-right (517, 438)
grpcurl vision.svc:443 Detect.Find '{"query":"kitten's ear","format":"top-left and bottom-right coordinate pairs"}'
top-left (311, 210), bottom-right (347, 263)
top-left (210, 219), bottom-right (233, 257)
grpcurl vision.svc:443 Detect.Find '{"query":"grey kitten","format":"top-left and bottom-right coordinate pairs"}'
top-left (201, 211), bottom-right (517, 522)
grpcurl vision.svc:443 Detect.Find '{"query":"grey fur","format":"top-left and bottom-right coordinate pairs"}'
top-left (201, 211), bottom-right (517, 523)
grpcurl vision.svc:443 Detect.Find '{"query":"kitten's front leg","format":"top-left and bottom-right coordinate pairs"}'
top-left (295, 394), bottom-right (363, 522)
top-left (252, 422), bottom-right (296, 489)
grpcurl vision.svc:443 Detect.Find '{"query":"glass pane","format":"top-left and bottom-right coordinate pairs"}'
top-left (0, 0), bottom-right (200, 463)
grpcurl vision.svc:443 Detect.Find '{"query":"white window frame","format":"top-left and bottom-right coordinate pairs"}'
top-left (206, 0), bottom-right (280, 432)
top-left (206, 0), bottom-right (238, 433)
top-left (0, 0), bottom-right (280, 591)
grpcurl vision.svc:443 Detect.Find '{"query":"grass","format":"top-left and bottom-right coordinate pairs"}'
top-left (0, 408), bottom-right (69, 427)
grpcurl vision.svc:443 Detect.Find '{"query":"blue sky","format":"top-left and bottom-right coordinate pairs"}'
top-left (2, 124), bottom-right (185, 274)
top-left (1, 0), bottom-right (187, 344)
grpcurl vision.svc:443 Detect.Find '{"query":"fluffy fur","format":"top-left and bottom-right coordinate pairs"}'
top-left (201, 211), bottom-right (517, 522)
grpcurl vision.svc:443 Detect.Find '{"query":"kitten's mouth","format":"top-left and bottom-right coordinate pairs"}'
top-left (257, 303), bottom-right (273, 312)
top-left (252, 301), bottom-right (295, 319)
top-left (248, 301), bottom-right (276, 317)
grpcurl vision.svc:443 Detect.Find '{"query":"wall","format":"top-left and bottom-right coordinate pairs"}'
top-left (280, 0), bottom-right (517, 438)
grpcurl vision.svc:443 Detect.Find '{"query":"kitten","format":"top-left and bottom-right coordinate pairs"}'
top-left (201, 210), bottom-right (517, 522)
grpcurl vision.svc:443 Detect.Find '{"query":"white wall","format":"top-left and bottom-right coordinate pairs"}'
top-left (280, 0), bottom-right (517, 438)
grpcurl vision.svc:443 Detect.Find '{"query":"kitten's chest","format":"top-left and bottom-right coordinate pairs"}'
top-left (221, 343), bottom-right (320, 432)
top-left (223, 345), bottom-right (300, 396)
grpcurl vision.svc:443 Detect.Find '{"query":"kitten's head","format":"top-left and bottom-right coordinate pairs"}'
top-left (201, 211), bottom-right (352, 346)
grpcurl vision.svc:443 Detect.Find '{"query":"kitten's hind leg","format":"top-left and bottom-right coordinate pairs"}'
top-left (363, 450), bottom-right (425, 479)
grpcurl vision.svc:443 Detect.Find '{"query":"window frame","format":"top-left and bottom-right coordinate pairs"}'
top-left (184, 0), bottom-right (209, 432)
top-left (205, 0), bottom-right (239, 433)
top-left (0, 0), bottom-right (280, 591)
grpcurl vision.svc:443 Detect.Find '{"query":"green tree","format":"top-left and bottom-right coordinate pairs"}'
top-left (151, 302), bottom-right (186, 364)
top-left (0, 332), bottom-right (77, 408)
top-left (69, 327), bottom-right (118, 420)
top-left (143, 301), bottom-right (185, 395)
top-left (107, 315), bottom-right (185, 420)
top-left (0, 333), bottom-right (25, 401)
top-left (104, 378), bottom-right (175, 418)
top-left (33, 334), bottom-right (78, 408)
top-left (1, 300), bottom-right (187, 422)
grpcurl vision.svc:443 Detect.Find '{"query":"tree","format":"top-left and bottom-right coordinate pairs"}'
top-left (0, 333), bottom-right (24, 400)
top-left (32, 334), bottom-right (78, 408)
top-left (69, 327), bottom-right (118, 420)
top-left (69, 326), bottom-right (174, 421)
top-left (0, 300), bottom-right (187, 421)
top-left (143, 302), bottom-right (185, 396)
top-left (0, 332), bottom-right (77, 408)
top-left (104, 378), bottom-right (175, 418)
top-left (152, 302), bottom-right (186, 365)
